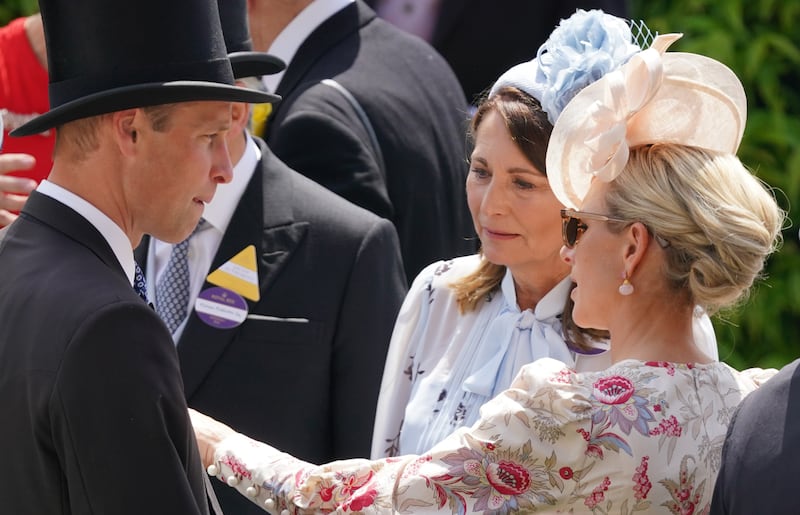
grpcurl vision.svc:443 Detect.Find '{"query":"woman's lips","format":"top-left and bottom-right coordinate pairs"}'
top-left (483, 228), bottom-right (518, 240)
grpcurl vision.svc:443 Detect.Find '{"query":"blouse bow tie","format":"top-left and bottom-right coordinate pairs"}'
top-left (462, 300), bottom-right (571, 399)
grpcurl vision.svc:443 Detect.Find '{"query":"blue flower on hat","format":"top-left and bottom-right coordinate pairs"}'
top-left (535, 9), bottom-right (640, 124)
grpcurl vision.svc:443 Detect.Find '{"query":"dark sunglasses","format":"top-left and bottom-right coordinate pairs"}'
top-left (561, 209), bottom-right (671, 249)
top-left (560, 209), bottom-right (628, 248)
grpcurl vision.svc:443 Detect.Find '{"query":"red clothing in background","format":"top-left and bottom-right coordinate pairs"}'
top-left (1, 17), bottom-right (53, 184)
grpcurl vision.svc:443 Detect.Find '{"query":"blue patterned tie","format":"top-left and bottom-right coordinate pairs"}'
top-left (133, 262), bottom-right (148, 303)
top-left (156, 219), bottom-right (207, 334)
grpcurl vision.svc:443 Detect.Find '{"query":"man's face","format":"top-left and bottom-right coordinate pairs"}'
top-left (128, 101), bottom-right (233, 243)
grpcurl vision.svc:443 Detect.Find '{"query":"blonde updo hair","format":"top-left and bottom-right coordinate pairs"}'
top-left (605, 144), bottom-right (785, 315)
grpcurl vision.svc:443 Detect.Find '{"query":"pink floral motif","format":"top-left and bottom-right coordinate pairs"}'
top-left (584, 477), bottom-right (611, 509)
top-left (319, 485), bottom-right (335, 502)
top-left (552, 368), bottom-right (574, 384)
top-left (593, 376), bottom-right (635, 404)
top-left (632, 456), bottom-right (652, 500)
top-left (485, 460), bottom-right (531, 495)
top-left (650, 415), bottom-right (683, 437)
top-left (591, 375), bottom-right (655, 437)
top-left (660, 456), bottom-right (708, 515)
top-left (428, 438), bottom-right (547, 514)
top-left (301, 470), bottom-right (377, 512)
top-left (344, 487), bottom-right (378, 511)
top-left (220, 455), bottom-right (252, 480)
top-left (559, 467), bottom-right (574, 480)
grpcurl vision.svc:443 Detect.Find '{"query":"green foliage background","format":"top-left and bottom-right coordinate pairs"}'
top-left (631, 0), bottom-right (800, 369)
top-left (0, 0), bottom-right (35, 25)
top-left (2, 0), bottom-right (798, 368)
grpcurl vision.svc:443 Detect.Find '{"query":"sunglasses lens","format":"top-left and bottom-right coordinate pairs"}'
top-left (563, 216), bottom-right (580, 247)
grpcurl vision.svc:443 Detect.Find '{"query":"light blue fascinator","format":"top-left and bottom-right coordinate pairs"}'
top-left (489, 9), bottom-right (642, 125)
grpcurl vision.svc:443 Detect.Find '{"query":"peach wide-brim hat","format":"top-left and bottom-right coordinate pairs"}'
top-left (546, 34), bottom-right (747, 209)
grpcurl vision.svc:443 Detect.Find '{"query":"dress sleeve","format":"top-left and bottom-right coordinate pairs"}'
top-left (211, 358), bottom-right (593, 514)
top-left (370, 261), bottom-right (440, 459)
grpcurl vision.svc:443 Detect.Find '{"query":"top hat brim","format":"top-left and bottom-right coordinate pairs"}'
top-left (10, 81), bottom-right (280, 137)
top-left (230, 52), bottom-right (285, 79)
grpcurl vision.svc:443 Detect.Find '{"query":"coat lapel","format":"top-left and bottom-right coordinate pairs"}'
top-left (178, 139), bottom-right (309, 398)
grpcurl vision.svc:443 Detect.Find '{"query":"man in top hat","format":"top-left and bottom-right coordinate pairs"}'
top-left (0, 0), bottom-right (276, 512)
top-left (137, 1), bottom-right (406, 512)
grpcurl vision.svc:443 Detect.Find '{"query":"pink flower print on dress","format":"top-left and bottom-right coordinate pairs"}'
top-left (593, 376), bottom-right (635, 404)
top-left (592, 375), bottom-right (655, 436)
top-left (584, 476), bottom-right (611, 509)
top-left (632, 456), bottom-right (652, 500)
top-left (486, 460), bottom-right (532, 495)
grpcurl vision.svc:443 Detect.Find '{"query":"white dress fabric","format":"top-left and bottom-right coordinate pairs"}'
top-left (370, 255), bottom-right (718, 459)
top-left (212, 359), bottom-right (773, 514)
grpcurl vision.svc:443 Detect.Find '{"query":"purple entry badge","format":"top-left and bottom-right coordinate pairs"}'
top-left (195, 286), bottom-right (248, 329)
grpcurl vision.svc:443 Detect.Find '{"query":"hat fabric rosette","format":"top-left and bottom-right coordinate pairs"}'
top-left (546, 33), bottom-right (747, 209)
top-left (489, 9), bottom-right (641, 125)
top-left (11, 0), bottom-right (280, 137)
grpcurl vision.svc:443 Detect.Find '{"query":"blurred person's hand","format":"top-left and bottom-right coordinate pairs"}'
top-left (0, 153), bottom-right (37, 227)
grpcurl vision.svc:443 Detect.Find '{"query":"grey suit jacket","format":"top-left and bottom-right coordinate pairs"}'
top-left (711, 358), bottom-right (800, 514)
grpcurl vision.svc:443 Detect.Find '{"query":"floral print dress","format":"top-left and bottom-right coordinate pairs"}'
top-left (209, 358), bottom-right (774, 514)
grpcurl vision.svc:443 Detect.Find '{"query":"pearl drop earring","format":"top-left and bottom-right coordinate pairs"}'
top-left (618, 272), bottom-right (634, 296)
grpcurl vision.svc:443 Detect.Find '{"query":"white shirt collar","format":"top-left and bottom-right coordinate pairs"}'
top-left (261, 0), bottom-right (354, 93)
top-left (201, 133), bottom-right (259, 234)
top-left (500, 270), bottom-right (573, 321)
top-left (36, 180), bottom-right (136, 285)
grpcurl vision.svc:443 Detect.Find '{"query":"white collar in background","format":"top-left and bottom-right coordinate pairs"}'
top-left (261, 0), bottom-right (354, 93)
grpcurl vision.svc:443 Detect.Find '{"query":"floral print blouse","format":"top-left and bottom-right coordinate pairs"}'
top-left (209, 358), bottom-right (774, 514)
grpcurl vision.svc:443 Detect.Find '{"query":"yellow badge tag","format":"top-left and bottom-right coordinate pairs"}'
top-left (206, 245), bottom-right (260, 302)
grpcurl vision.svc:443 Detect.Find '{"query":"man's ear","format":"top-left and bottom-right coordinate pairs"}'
top-left (230, 101), bottom-right (251, 132)
top-left (113, 109), bottom-right (140, 155)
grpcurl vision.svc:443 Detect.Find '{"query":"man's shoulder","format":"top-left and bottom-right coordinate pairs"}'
top-left (734, 358), bottom-right (800, 420)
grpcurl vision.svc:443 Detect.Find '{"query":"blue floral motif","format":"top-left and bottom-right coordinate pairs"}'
top-left (535, 9), bottom-right (640, 123)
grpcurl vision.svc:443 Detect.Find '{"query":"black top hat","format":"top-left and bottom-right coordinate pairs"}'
top-left (218, 0), bottom-right (285, 79)
top-left (11, 0), bottom-right (280, 137)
